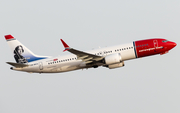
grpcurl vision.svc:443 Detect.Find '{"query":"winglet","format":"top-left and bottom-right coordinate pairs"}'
top-left (60, 39), bottom-right (70, 52)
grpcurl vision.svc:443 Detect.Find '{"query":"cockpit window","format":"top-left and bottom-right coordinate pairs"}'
top-left (162, 40), bottom-right (168, 42)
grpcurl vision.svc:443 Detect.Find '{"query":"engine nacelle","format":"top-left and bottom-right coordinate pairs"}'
top-left (108, 61), bottom-right (125, 69)
top-left (104, 53), bottom-right (122, 65)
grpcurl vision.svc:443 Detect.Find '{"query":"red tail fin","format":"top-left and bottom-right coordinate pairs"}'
top-left (5, 35), bottom-right (15, 40)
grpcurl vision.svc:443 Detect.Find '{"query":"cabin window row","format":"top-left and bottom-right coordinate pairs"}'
top-left (115, 46), bottom-right (133, 52)
top-left (136, 44), bottom-right (148, 48)
top-left (95, 51), bottom-right (112, 55)
top-left (48, 57), bottom-right (77, 65)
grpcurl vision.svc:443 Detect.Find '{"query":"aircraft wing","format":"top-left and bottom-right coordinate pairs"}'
top-left (60, 39), bottom-right (104, 64)
top-left (6, 62), bottom-right (29, 68)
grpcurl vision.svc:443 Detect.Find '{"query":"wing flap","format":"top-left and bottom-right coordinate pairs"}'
top-left (83, 57), bottom-right (93, 62)
top-left (77, 55), bottom-right (88, 60)
top-left (68, 48), bottom-right (103, 63)
top-left (85, 61), bottom-right (93, 64)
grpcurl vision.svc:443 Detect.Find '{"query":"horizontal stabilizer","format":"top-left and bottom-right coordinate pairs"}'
top-left (6, 62), bottom-right (29, 68)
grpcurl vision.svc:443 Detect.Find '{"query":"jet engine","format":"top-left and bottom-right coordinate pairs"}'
top-left (104, 53), bottom-right (122, 65)
top-left (103, 53), bottom-right (125, 69)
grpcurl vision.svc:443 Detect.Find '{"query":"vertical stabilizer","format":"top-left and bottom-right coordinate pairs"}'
top-left (5, 35), bottom-right (49, 63)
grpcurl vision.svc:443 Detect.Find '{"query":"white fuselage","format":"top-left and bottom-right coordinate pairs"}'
top-left (6, 34), bottom-right (176, 74)
top-left (13, 42), bottom-right (136, 73)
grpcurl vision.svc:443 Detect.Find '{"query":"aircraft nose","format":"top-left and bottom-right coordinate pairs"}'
top-left (169, 41), bottom-right (177, 48)
top-left (172, 42), bottom-right (177, 47)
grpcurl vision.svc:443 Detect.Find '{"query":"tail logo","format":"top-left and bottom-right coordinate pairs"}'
top-left (14, 45), bottom-right (28, 64)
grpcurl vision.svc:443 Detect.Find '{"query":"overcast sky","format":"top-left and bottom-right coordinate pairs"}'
top-left (0, 0), bottom-right (180, 113)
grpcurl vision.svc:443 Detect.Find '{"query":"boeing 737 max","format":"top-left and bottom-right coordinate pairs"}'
top-left (5, 35), bottom-right (177, 73)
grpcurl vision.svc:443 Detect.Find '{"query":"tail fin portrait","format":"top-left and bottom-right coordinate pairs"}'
top-left (5, 35), bottom-right (48, 64)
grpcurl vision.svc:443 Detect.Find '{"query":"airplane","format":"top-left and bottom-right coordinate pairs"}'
top-left (5, 35), bottom-right (177, 73)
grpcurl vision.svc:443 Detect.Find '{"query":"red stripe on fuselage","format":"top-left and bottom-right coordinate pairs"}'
top-left (135, 38), bottom-right (167, 58)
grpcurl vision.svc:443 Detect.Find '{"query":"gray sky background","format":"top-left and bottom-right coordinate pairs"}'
top-left (0, 0), bottom-right (180, 113)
